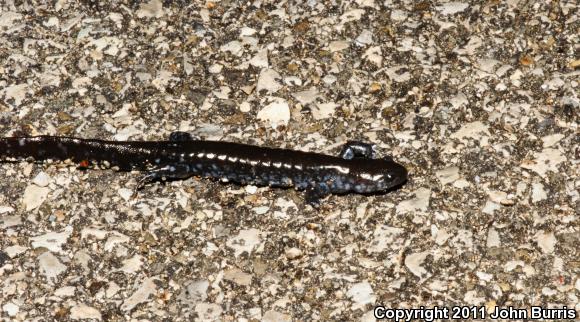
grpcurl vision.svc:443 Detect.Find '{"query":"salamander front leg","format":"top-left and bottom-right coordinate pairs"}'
top-left (339, 141), bottom-right (375, 160)
top-left (304, 183), bottom-right (331, 207)
top-left (169, 131), bottom-right (194, 142)
top-left (137, 164), bottom-right (194, 189)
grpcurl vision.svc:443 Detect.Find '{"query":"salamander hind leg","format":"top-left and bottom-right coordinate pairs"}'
top-left (169, 131), bottom-right (194, 142)
top-left (137, 164), bottom-right (194, 189)
top-left (339, 141), bottom-right (375, 160)
top-left (304, 183), bottom-right (331, 207)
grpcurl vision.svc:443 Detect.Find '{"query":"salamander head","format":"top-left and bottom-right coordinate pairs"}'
top-left (350, 159), bottom-right (408, 193)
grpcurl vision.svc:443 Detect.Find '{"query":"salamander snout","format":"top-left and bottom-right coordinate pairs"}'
top-left (351, 159), bottom-right (408, 193)
top-left (384, 161), bottom-right (408, 188)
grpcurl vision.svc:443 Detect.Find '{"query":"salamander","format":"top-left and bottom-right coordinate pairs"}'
top-left (0, 132), bottom-right (408, 205)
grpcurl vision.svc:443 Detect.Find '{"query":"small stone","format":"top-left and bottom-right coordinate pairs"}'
top-left (436, 167), bottom-right (460, 185)
top-left (363, 46), bottom-right (383, 66)
top-left (121, 277), bottom-right (158, 312)
top-left (328, 40), bottom-right (349, 52)
top-left (385, 66), bottom-right (410, 82)
top-left (136, 0), bottom-right (163, 18)
top-left (356, 0), bottom-right (377, 8)
top-left (322, 74), bottom-right (337, 85)
top-left (396, 188), bottom-right (431, 214)
top-left (44, 16), bottom-right (59, 27)
top-left (519, 55), bottom-right (534, 66)
top-left (433, 227), bottom-right (452, 246)
top-left (0, 11), bottom-right (23, 28)
top-left (262, 311), bottom-right (291, 322)
top-left (0, 206), bottom-right (15, 214)
top-left (487, 190), bottom-right (508, 204)
top-left (239, 101), bottom-right (251, 112)
top-left (70, 304), bottom-right (102, 320)
top-left (292, 88), bottom-right (320, 105)
top-left (347, 281), bottom-right (375, 307)
top-left (449, 92), bottom-right (469, 109)
top-left (355, 29), bottom-right (374, 46)
top-left (213, 86), bottom-right (231, 99)
top-left (257, 98), bottom-right (290, 129)
top-left (536, 231), bottom-right (556, 254)
top-left (450, 121), bottom-right (490, 140)
top-left (180, 280), bottom-right (209, 303)
top-left (1, 84), bottom-right (28, 107)
top-left (4, 245), bottom-right (27, 258)
top-left (482, 200), bottom-right (501, 215)
top-left (104, 233), bottom-right (131, 252)
top-left (405, 251), bottom-right (430, 278)
top-left (119, 255), bottom-right (144, 274)
top-left (391, 9), bottom-right (408, 21)
top-left (521, 148), bottom-right (566, 177)
top-left (32, 172), bottom-right (51, 187)
top-left (223, 268), bottom-right (253, 286)
top-left (195, 303), bottom-right (223, 320)
top-left (208, 64), bottom-right (223, 74)
top-left (284, 76), bottom-right (302, 86)
top-left (117, 188), bottom-right (133, 202)
top-left (256, 69), bottom-right (283, 93)
top-left (220, 40), bottom-right (243, 56)
top-left (0, 215), bottom-right (21, 228)
top-left (464, 290), bottom-right (485, 305)
top-left (369, 82), bottom-right (382, 93)
top-left (453, 179), bottom-right (471, 189)
top-left (151, 69), bottom-right (177, 91)
top-left (436, 2), bottom-right (469, 15)
top-left (31, 229), bottom-right (73, 253)
top-left (253, 206), bottom-right (270, 215)
top-left (226, 228), bottom-right (261, 257)
top-left (478, 59), bottom-right (500, 73)
top-left (340, 9), bottom-right (365, 23)
top-left (487, 228), bottom-right (501, 248)
top-left (285, 247), bottom-right (302, 259)
top-left (244, 185), bottom-right (258, 194)
top-left (2, 302), bottom-right (19, 317)
top-left (287, 62), bottom-right (299, 72)
top-left (541, 134), bottom-right (564, 147)
top-left (106, 282), bottom-right (121, 298)
top-left (312, 102), bottom-right (338, 120)
top-left (22, 185), bottom-right (50, 211)
top-left (54, 286), bottom-right (76, 297)
top-left (81, 227), bottom-right (108, 240)
top-left (531, 182), bottom-right (547, 203)
top-left (249, 49), bottom-right (268, 68)
top-left (240, 26), bottom-right (256, 36)
top-left (38, 252), bottom-right (67, 280)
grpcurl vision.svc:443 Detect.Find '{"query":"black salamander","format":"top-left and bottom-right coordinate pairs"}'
top-left (0, 132), bottom-right (408, 205)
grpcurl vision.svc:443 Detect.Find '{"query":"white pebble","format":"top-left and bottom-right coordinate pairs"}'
top-left (436, 2), bottom-right (469, 15)
top-left (355, 29), bottom-right (374, 46)
top-left (347, 281), bottom-right (375, 307)
top-left (256, 69), bottom-right (283, 93)
top-left (257, 98), bottom-right (290, 129)
top-left (38, 252), bottom-right (67, 280)
top-left (70, 304), bottom-right (102, 320)
top-left (32, 172), bottom-right (51, 187)
top-left (2, 302), bottom-right (19, 317)
top-left (22, 185), bottom-right (50, 211)
top-left (531, 182), bottom-right (547, 203)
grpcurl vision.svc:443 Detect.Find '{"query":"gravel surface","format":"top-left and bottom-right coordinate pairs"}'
top-left (0, 0), bottom-right (578, 321)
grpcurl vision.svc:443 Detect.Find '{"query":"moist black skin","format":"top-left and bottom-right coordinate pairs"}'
top-left (0, 133), bottom-right (408, 206)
